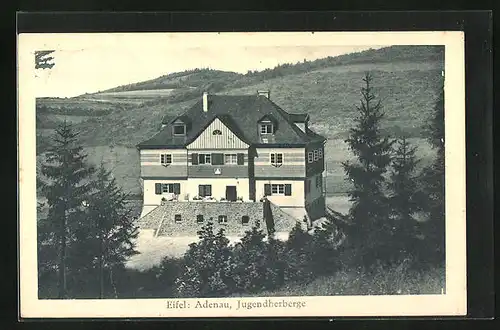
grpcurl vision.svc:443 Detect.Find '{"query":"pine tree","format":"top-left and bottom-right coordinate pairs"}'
top-left (78, 163), bottom-right (140, 298)
top-left (38, 121), bottom-right (94, 298)
top-left (420, 89), bottom-right (445, 265)
top-left (387, 136), bottom-right (422, 262)
top-left (342, 72), bottom-right (394, 268)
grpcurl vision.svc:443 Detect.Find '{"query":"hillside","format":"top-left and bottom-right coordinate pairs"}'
top-left (36, 45), bottom-right (444, 197)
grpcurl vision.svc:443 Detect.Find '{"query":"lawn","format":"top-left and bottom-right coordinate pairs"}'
top-left (233, 264), bottom-right (445, 296)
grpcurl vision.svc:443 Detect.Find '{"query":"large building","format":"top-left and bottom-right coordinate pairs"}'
top-left (136, 91), bottom-right (327, 235)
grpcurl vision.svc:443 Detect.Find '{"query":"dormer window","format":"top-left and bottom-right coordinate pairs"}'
top-left (173, 124), bottom-right (186, 136)
top-left (260, 123), bottom-right (274, 134)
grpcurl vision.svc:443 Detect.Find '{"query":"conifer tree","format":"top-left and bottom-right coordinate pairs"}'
top-left (77, 163), bottom-right (139, 298)
top-left (38, 121), bottom-right (94, 298)
top-left (342, 72), bottom-right (394, 268)
top-left (387, 136), bottom-right (422, 261)
top-left (420, 89), bottom-right (445, 264)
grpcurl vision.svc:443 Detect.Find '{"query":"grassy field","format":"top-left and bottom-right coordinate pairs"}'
top-left (233, 264), bottom-right (445, 296)
top-left (94, 88), bottom-right (176, 98)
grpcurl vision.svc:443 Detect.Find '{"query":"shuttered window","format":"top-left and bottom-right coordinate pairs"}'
top-left (157, 183), bottom-right (181, 194)
top-left (237, 153), bottom-right (245, 165)
top-left (264, 184), bottom-right (271, 196)
top-left (211, 153), bottom-right (224, 165)
top-left (162, 184), bottom-right (174, 193)
top-left (198, 185), bottom-right (212, 197)
top-left (199, 154), bottom-right (211, 165)
top-left (265, 184), bottom-right (292, 196)
top-left (155, 183), bottom-right (162, 195)
top-left (191, 153), bottom-right (198, 165)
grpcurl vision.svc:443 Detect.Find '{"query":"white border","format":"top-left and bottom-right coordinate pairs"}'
top-left (18, 31), bottom-right (466, 318)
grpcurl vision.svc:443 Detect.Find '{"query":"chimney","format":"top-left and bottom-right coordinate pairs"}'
top-left (203, 92), bottom-right (209, 112)
top-left (257, 90), bottom-right (270, 99)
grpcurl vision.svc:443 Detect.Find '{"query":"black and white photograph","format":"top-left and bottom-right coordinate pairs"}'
top-left (18, 31), bottom-right (466, 318)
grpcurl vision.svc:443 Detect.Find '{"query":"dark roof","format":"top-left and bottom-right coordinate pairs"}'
top-left (288, 113), bottom-right (309, 122)
top-left (137, 94), bottom-right (326, 149)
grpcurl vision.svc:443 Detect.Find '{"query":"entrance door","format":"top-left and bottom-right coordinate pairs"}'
top-left (225, 186), bottom-right (237, 201)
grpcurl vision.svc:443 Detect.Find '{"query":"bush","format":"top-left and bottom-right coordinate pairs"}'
top-left (174, 222), bottom-right (235, 297)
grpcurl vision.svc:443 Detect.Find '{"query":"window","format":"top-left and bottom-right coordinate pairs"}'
top-left (270, 153), bottom-right (283, 167)
top-left (173, 124), bottom-right (186, 135)
top-left (198, 185), bottom-right (212, 197)
top-left (318, 149), bottom-right (323, 158)
top-left (271, 184), bottom-right (285, 195)
top-left (260, 123), bottom-right (274, 134)
top-left (224, 154), bottom-right (237, 164)
top-left (196, 215), bottom-right (204, 223)
top-left (313, 150), bottom-right (319, 161)
top-left (174, 214), bottom-right (182, 222)
top-left (212, 129), bottom-right (222, 135)
top-left (162, 183), bottom-right (174, 193)
top-left (160, 154), bottom-right (172, 165)
top-left (218, 215), bottom-right (228, 224)
top-left (155, 183), bottom-right (180, 195)
top-left (198, 154), bottom-right (211, 165)
top-left (307, 152), bottom-right (313, 163)
top-left (264, 183), bottom-right (292, 196)
top-left (241, 216), bottom-right (250, 225)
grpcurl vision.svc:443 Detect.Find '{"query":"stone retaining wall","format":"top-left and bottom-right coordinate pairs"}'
top-left (137, 200), bottom-right (300, 237)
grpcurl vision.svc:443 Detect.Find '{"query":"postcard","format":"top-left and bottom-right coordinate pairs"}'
top-left (18, 31), bottom-right (466, 318)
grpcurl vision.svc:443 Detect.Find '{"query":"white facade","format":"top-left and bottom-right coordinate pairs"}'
top-left (306, 173), bottom-right (324, 204)
top-left (255, 179), bottom-right (305, 208)
top-left (143, 178), bottom-right (251, 206)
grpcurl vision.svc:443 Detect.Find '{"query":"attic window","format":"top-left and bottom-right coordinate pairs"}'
top-left (260, 123), bottom-right (274, 134)
top-left (212, 129), bottom-right (222, 135)
top-left (173, 124), bottom-right (186, 136)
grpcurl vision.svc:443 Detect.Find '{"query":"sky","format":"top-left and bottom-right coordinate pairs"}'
top-left (30, 33), bottom-right (387, 97)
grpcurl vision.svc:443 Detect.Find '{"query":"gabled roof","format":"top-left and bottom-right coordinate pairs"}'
top-left (257, 114), bottom-right (278, 123)
top-left (170, 114), bottom-right (191, 125)
top-left (137, 94), bottom-right (326, 149)
top-left (288, 113), bottom-right (309, 123)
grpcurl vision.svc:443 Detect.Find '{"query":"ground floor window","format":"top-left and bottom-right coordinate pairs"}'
top-left (197, 214), bottom-right (204, 223)
top-left (272, 184), bottom-right (285, 195)
top-left (264, 183), bottom-right (292, 196)
top-left (174, 214), bottom-right (182, 222)
top-left (241, 215), bottom-right (250, 225)
top-left (198, 184), bottom-right (212, 197)
top-left (155, 183), bottom-right (180, 195)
